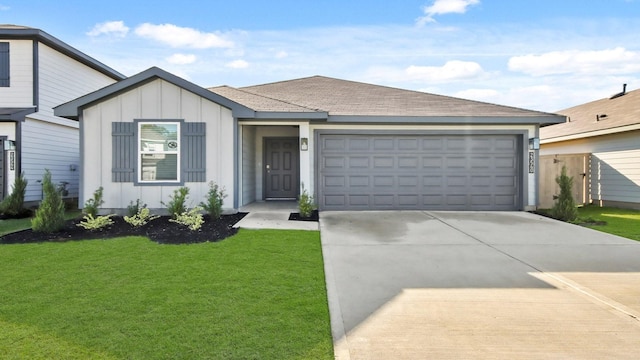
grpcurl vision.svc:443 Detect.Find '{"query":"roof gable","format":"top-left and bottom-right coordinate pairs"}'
top-left (55, 67), bottom-right (254, 120)
top-left (541, 86), bottom-right (640, 142)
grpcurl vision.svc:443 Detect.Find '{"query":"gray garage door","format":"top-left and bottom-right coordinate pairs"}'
top-left (318, 134), bottom-right (521, 211)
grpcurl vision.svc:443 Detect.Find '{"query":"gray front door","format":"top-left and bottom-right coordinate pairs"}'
top-left (264, 137), bottom-right (299, 199)
top-left (318, 133), bottom-right (521, 211)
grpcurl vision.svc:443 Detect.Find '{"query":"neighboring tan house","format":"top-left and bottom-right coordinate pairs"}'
top-left (540, 85), bottom-right (640, 209)
top-left (0, 25), bottom-right (125, 203)
top-left (56, 67), bottom-right (564, 213)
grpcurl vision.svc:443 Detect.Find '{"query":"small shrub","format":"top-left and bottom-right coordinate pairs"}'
top-left (170, 207), bottom-right (205, 231)
top-left (124, 207), bottom-right (160, 227)
top-left (76, 214), bottom-right (115, 230)
top-left (83, 186), bottom-right (104, 217)
top-left (298, 184), bottom-right (316, 218)
top-left (32, 170), bottom-right (66, 233)
top-left (126, 199), bottom-right (147, 217)
top-left (0, 172), bottom-right (28, 216)
top-left (162, 187), bottom-right (190, 219)
top-left (200, 181), bottom-right (227, 219)
top-left (551, 165), bottom-right (578, 222)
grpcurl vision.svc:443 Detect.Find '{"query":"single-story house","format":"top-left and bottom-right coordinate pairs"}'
top-left (55, 67), bottom-right (564, 213)
top-left (0, 25), bottom-right (125, 203)
top-left (540, 85), bottom-right (640, 209)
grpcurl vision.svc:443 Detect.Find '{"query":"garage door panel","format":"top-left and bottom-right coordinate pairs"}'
top-left (349, 138), bottom-right (369, 150)
top-left (318, 134), bottom-right (521, 210)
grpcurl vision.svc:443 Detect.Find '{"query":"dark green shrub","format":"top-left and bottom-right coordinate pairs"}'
top-left (32, 170), bottom-right (66, 233)
top-left (551, 165), bottom-right (578, 222)
top-left (0, 172), bottom-right (28, 216)
top-left (83, 186), bottom-right (104, 217)
top-left (298, 184), bottom-right (316, 218)
top-left (200, 181), bottom-right (226, 219)
top-left (127, 199), bottom-right (147, 217)
top-left (163, 187), bottom-right (190, 219)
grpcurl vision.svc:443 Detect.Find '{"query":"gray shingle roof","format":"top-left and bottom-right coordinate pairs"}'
top-left (209, 86), bottom-right (318, 113)
top-left (541, 86), bottom-right (640, 142)
top-left (226, 75), bottom-right (558, 118)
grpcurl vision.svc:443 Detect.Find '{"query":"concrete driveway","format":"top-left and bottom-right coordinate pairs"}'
top-left (319, 211), bottom-right (640, 359)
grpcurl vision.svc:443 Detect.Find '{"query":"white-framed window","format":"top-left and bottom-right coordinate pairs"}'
top-left (138, 122), bottom-right (180, 183)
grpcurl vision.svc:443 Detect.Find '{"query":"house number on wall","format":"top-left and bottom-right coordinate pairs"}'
top-left (10, 152), bottom-right (15, 171)
top-left (528, 151), bottom-right (535, 173)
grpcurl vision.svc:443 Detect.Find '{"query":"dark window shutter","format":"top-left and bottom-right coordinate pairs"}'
top-left (0, 42), bottom-right (9, 87)
top-left (112, 122), bottom-right (137, 182)
top-left (181, 122), bottom-right (206, 182)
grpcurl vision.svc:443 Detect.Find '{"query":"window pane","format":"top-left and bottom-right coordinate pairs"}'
top-left (140, 123), bottom-right (178, 152)
top-left (141, 154), bottom-right (178, 181)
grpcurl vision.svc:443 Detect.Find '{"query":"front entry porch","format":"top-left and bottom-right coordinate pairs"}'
top-left (235, 200), bottom-right (318, 231)
top-left (238, 123), bottom-right (311, 208)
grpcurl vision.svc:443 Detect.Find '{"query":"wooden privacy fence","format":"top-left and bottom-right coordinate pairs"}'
top-left (539, 153), bottom-right (590, 209)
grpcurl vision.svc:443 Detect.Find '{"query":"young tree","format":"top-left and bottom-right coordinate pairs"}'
top-left (551, 165), bottom-right (577, 222)
top-left (32, 170), bottom-right (66, 233)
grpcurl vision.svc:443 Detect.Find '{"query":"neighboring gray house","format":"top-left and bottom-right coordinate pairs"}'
top-left (540, 85), bottom-right (640, 209)
top-left (56, 67), bottom-right (564, 213)
top-left (0, 25), bottom-right (125, 203)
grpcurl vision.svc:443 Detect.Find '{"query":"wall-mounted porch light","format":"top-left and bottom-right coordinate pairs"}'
top-left (300, 137), bottom-right (308, 151)
top-left (529, 137), bottom-right (540, 150)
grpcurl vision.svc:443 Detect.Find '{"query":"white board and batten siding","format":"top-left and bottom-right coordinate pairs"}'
top-left (541, 130), bottom-right (640, 207)
top-left (0, 40), bottom-right (32, 107)
top-left (13, 42), bottom-right (119, 202)
top-left (82, 79), bottom-right (235, 212)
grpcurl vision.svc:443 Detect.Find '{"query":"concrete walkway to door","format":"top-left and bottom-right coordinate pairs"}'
top-left (320, 211), bottom-right (640, 359)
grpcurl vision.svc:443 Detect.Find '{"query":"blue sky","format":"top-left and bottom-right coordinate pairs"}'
top-left (2, 0), bottom-right (639, 111)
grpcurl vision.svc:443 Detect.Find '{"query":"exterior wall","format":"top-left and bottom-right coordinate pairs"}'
top-left (0, 122), bottom-right (15, 140)
top-left (591, 149), bottom-right (640, 206)
top-left (239, 122), bottom-right (538, 209)
top-left (541, 130), bottom-right (640, 208)
top-left (37, 43), bottom-right (117, 123)
top-left (17, 43), bottom-right (118, 203)
top-left (0, 40), bottom-right (33, 107)
top-left (82, 79), bottom-right (235, 212)
top-left (240, 125), bottom-right (257, 205)
top-left (21, 117), bottom-right (80, 201)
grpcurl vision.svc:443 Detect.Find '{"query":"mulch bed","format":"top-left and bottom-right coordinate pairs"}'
top-left (0, 213), bottom-right (247, 245)
top-left (288, 210), bottom-right (319, 222)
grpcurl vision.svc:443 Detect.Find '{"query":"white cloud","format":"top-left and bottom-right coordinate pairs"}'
top-left (406, 60), bottom-right (485, 82)
top-left (226, 59), bottom-right (249, 69)
top-left (275, 51), bottom-right (289, 59)
top-left (508, 47), bottom-right (640, 76)
top-left (135, 23), bottom-right (234, 49)
top-left (166, 53), bottom-right (197, 65)
top-left (0, 5), bottom-right (10, 11)
top-left (418, 0), bottom-right (480, 25)
top-left (87, 21), bottom-right (129, 37)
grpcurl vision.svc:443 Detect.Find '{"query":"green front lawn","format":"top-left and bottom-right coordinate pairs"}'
top-left (0, 230), bottom-right (333, 359)
top-left (0, 210), bottom-right (81, 236)
top-left (577, 206), bottom-right (640, 241)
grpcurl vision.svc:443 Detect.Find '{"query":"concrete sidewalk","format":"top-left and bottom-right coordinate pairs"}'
top-left (233, 201), bottom-right (318, 231)
top-left (320, 211), bottom-right (640, 359)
